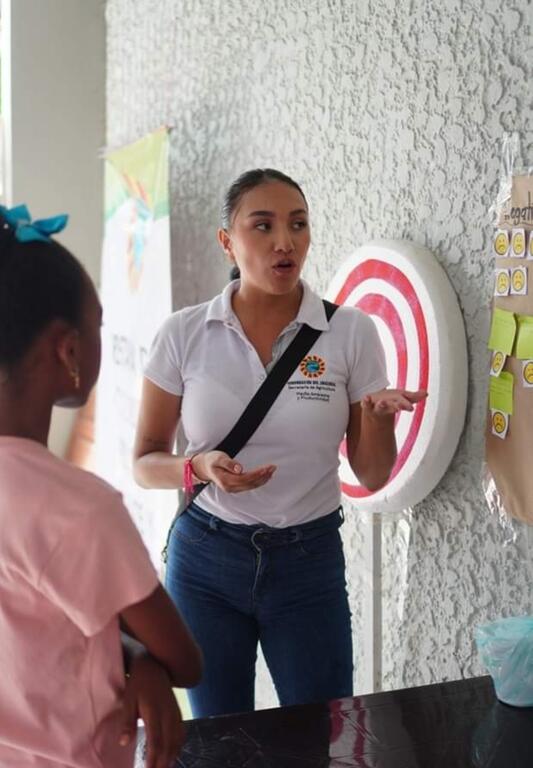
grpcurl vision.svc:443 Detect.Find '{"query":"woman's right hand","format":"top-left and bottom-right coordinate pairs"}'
top-left (192, 451), bottom-right (276, 493)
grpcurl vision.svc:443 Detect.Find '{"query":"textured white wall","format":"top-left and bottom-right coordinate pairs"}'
top-left (3, 0), bottom-right (106, 457)
top-left (106, 0), bottom-right (533, 707)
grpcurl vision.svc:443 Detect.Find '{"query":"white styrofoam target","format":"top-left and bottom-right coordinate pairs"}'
top-left (326, 240), bottom-right (468, 513)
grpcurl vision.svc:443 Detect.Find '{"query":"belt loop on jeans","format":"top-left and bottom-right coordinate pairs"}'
top-left (189, 503), bottom-right (220, 531)
top-left (290, 527), bottom-right (303, 543)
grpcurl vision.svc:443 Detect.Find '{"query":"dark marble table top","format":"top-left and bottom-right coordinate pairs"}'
top-left (137, 676), bottom-right (533, 767)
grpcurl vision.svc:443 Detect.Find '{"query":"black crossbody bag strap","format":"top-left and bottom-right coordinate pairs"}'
top-left (215, 299), bottom-right (338, 456)
top-left (162, 300), bottom-right (338, 562)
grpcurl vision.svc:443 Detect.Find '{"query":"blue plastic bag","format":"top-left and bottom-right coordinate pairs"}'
top-left (475, 616), bottom-right (533, 707)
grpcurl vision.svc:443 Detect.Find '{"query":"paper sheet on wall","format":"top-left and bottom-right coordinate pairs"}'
top-left (94, 127), bottom-right (176, 566)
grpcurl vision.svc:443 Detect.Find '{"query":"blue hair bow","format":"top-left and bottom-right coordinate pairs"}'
top-left (0, 204), bottom-right (68, 243)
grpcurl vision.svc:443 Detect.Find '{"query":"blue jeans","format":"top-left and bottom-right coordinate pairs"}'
top-left (165, 502), bottom-right (353, 718)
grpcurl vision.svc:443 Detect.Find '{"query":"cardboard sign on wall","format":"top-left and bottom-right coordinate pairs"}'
top-left (497, 175), bottom-right (533, 230)
top-left (487, 173), bottom-right (533, 523)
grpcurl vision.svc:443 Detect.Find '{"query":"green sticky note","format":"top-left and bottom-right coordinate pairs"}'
top-left (516, 316), bottom-right (533, 359)
top-left (489, 371), bottom-right (514, 415)
top-left (488, 308), bottom-right (517, 354)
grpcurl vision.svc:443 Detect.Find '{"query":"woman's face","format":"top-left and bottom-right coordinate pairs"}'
top-left (223, 181), bottom-right (311, 296)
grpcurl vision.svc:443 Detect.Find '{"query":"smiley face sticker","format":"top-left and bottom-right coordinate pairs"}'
top-left (522, 360), bottom-right (533, 387)
top-left (490, 350), bottom-right (506, 377)
top-left (493, 229), bottom-right (510, 258)
top-left (528, 231), bottom-right (533, 261)
top-left (511, 228), bottom-right (526, 258)
top-left (510, 267), bottom-right (527, 296)
top-left (491, 409), bottom-right (509, 440)
top-left (494, 269), bottom-right (510, 297)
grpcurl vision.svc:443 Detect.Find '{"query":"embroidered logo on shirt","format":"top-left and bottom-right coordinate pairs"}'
top-left (299, 355), bottom-right (326, 379)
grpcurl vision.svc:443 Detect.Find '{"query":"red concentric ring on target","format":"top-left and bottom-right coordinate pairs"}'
top-left (336, 259), bottom-right (429, 498)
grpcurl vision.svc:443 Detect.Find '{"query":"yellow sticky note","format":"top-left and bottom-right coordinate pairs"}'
top-left (490, 350), bottom-right (506, 377)
top-left (489, 371), bottom-right (514, 415)
top-left (511, 228), bottom-right (526, 257)
top-left (511, 266), bottom-right (528, 295)
top-left (488, 308), bottom-right (516, 354)
top-left (494, 269), bottom-right (510, 296)
top-left (491, 409), bottom-right (509, 439)
top-left (494, 229), bottom-right (510, 257)
top-left (521, 360), bottom-right (533, 387)
top-left (516, 316), bottom-right (533, 359)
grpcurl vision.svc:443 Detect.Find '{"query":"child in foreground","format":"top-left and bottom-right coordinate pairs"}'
top-left (0, 205), bottom-right (202, 768)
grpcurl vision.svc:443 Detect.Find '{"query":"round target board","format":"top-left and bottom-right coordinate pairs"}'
top-left (326, 240), bottom-right (468, 513)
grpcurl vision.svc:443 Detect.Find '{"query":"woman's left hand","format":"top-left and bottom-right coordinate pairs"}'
top-left (361, 388), bottom-right (427, 420)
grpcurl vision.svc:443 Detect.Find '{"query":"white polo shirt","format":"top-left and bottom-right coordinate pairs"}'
top-left (145, 280), bottom-right (388, 527)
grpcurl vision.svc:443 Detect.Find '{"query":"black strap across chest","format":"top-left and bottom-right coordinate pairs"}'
top-left (215, 299), bottom-right (338, 458)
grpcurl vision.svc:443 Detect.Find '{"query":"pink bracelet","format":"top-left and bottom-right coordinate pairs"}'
top-left (183, 456), bottom-right (195, 495)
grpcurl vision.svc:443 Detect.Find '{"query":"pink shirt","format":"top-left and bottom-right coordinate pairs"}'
top-left (0, 437), bottom-right (159, 768)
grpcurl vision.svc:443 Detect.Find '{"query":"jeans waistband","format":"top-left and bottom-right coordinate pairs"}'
top-left (186, 502), bottom-right (344, 545)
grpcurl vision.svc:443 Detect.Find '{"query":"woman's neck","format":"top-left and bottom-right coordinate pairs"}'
top-left (232, 281), bottom-right (303, 328)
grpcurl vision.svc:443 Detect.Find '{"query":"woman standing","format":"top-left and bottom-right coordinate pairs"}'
top-left (134, 169), bottom-right (426, 718)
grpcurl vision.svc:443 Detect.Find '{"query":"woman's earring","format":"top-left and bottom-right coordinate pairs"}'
top-left (70, 368), bottom-right (80, 390)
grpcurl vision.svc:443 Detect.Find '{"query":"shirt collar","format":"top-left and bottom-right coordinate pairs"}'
top-left (205, 280), bottom-right (240, 324)
top-left (295, 279), bottom-right (330, 331)
top-left (205, 278), bottom-right (330, 331)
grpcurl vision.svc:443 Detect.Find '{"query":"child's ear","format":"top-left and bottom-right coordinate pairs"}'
top-left (55, 325), bottom-right (81, 378)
